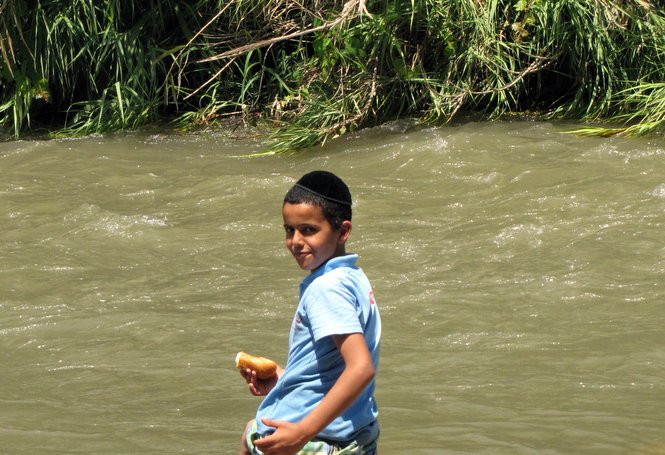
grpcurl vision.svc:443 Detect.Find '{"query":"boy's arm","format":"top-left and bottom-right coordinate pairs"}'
top-left (254, 332), bottom-right (374, 454)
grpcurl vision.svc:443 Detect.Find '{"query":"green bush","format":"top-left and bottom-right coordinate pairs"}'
top-left (1, 0), bottom-right (663, 149)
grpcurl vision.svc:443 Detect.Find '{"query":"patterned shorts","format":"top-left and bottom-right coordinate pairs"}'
top-left (246, 420), bottom-right (377, 455)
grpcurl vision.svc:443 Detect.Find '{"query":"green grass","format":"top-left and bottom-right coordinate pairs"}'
top-left (1, 0), bottom-right (664, 149)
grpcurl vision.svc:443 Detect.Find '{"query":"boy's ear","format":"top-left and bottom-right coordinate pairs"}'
top-left (338, 220), bottom-right (352, 243)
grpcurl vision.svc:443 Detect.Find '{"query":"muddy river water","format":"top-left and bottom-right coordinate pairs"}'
top-left (2, 121), bottom-right (664, 454)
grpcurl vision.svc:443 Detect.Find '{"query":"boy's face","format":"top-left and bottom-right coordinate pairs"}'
top-left (282, 202), bottom-right (351, 272)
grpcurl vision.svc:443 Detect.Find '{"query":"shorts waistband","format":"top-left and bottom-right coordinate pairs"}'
top-left (247, 420), bottom-right (378, 455)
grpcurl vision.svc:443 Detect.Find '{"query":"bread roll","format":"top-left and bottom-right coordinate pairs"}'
top-left (235, 352), bottom-right (278, 379)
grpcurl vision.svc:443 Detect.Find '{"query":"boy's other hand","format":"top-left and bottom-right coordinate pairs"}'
top-left (253, 418), bottom-right (308, 455)
top-left (240, 366), bottom-right (283, 396)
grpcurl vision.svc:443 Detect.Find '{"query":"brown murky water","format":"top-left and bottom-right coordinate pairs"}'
top-left (2, 121), bottom-right (664, 454)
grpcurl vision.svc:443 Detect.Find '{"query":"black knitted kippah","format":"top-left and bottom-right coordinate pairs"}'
top-left (294, 170), bottom-right (352, 206)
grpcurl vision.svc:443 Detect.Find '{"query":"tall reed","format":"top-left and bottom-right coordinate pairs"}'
top-left (0, 0), bottom-right (223, 136)
top-left (1, 0), bottom-right (663, 148)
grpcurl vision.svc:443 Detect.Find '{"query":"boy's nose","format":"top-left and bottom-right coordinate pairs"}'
top-left (292, 230), bottom-right (304, 245)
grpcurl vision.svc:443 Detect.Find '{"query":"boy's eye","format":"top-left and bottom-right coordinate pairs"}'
top-left (284, 225), bottom-right (319, 236)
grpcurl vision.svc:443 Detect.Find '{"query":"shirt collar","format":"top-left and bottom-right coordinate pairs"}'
top-left (301, 254), bottom-right (359, 288)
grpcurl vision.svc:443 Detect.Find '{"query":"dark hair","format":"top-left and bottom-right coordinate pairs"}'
top-left (283, 173), bottom-right (352, 230)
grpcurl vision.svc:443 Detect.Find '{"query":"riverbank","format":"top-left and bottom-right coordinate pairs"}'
top-left (2, 0), bottom-right (664, 151)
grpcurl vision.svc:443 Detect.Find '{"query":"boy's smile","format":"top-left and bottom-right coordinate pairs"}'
top-left (282, 202), bottom-right (351, 272)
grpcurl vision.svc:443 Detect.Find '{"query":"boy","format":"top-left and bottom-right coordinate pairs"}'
top-left (240, 170), bottom-right (381, 455)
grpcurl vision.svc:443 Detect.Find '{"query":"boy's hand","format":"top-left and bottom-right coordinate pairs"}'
top-left (253, 418), bottom-right (309, 455)
top-left (240, 366), bottom-right (283, 396)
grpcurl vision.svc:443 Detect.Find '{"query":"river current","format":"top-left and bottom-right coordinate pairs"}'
top-left (1, 121), bottom-right (664, 454)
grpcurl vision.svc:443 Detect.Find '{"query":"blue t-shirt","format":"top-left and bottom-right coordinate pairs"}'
top-left (255, 254), bottom-right (381, 443)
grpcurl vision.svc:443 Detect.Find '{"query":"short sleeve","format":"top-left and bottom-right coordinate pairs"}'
top-left (304, 274), bottom-right (362, 342)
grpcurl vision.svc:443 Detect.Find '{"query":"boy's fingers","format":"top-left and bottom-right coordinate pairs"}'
top-left (260, 417), bottom-right (283, 428)
top-left (241, 369), bottom-right (257, 383)
top-left (252, 436), bottom-right (270, 450)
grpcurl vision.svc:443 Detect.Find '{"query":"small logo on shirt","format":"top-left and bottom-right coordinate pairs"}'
top-left (293, 313), bottom-right (304, 331)
top-left (369, 290), bottom-right (376, 305)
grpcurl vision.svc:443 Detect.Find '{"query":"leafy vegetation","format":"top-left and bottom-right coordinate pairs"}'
top-left (1, 0), bottom-right (663, 151)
